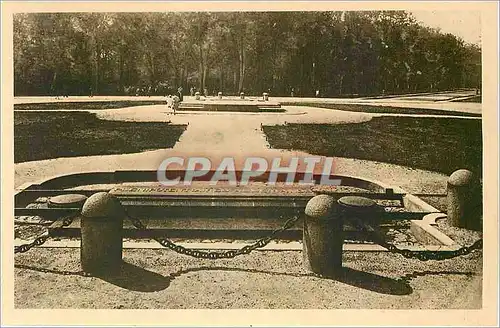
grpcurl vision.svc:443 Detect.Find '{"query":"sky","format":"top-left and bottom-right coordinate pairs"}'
top-left (410, 10), bottom-right (481, 45)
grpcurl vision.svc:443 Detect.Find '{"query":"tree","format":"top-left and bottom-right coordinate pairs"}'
top-left (13, 11), bottom-right (482, 97)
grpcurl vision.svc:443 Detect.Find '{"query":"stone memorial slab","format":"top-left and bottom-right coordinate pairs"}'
top-left (109, 184), bottom-right (316, 197)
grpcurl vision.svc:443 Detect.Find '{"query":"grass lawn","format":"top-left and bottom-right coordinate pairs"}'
top-left (263, 117), bottom-right (482, 176)
top-left (15, 112), bottom-right (186, 163)
top-left (14, 101), bottom-right (165, 111)
top-left (280, 102), bottom-right (481, 117)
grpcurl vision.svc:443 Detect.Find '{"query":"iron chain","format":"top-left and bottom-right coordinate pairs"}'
top-left (130, 211), bottom-right (482, 261)
top-left (15, 208), bottom-right (482, 262)
top-left (380, 238), bottom-right (484, 261)
top-left (14, 234), bottom-right (50, 254)
top-left (128, 214), bottom-right (301, 259)
top-left (354, 219), bottom-right (483, 261)
top-left (14, 214), bottom-right (76, 254)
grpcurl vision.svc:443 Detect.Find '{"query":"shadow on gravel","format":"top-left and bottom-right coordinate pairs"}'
top-left (15, 262), bottom-right (170, 292)
top-left (168, 266), bottom-right (412, 296)
top-left (332, 267), bottom-right (412, 295)
top-left (97, 262), bottom-right (170, 292)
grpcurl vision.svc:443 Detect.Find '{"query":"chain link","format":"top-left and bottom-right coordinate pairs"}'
top-left (14, 214), bottom-right (77, 254)
top-left (130, 210), bottom-right (482, 261)
top-left (128, 214), bottom-right (301, 259)
top-left (351, 218), bottom-right (483, 261)
top-left (15, 207), bottom-right (482, 263)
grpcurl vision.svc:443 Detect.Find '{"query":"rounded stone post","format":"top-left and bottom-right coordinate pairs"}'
top-left (303, 194), bottom-right (343, 276)
top-left (195, 91), bottom-right (201, 100)
top-left (218, 92), bottom-right (223, 99)
top-left (337, 196), bottom-right (379, 228)
top-left (263, 92), bottom-right (269, 101)
top-left (447, 169), bottom-right (482, 230)
top-left (80, 192), bottom-right (124, 275)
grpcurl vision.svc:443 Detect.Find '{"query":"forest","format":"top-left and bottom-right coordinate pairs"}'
top-left (13, 11), bottom-right (481, 97)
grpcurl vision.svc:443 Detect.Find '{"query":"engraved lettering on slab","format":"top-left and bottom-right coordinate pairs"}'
top-left (110, 186), bottom-right (315, 196)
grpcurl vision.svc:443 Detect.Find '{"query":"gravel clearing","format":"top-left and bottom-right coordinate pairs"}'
top-left (436, 218), bottom-right (483, 245)
top-left (14, 248), bottom-right (482, 309)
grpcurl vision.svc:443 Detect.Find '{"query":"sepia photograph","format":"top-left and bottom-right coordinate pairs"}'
top-left (2, 1), bottom-right (498, 326)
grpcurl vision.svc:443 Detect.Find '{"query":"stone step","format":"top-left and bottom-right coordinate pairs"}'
top-left (48, 215), bottom-right (377, 241)
top-left (123, 205), bottom-right (303, 220)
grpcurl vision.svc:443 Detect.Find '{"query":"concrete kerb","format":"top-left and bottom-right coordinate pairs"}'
top-left (16, 171), bottom-right (403, 194)
top-left (15, 170), bottom-right (115, 190)
top-left (403, 189), bottom-right (458, 247)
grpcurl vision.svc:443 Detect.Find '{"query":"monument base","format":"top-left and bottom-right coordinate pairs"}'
top-left (178, 99), bottom-right (283, 112)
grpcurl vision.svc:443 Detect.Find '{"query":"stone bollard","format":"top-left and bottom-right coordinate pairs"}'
top-left (195, 91), bottom-right (201, 100)
top-left (80, 192), bottom-right (124, 275)
top-left (447, 169), bottom-right (482, 230)
top-left (303, 194), bottom-right (343, 276)
top-left (263, 92), bottom-right (269, 101)
top-left (218, 92), bottom-right (223, 99)
top-left (337, 196), bottom-right (379, 229)
top-left (240, 92), bottom-right (245, 99)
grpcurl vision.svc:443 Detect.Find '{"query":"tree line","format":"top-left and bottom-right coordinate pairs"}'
top-left (14, 11), bottom-right (481, 97)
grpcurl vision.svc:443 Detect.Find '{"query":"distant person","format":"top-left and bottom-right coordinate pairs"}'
top-left (190, 87), bottom-right (195, 96)
top-left (172, 94), bottom-right (180, 115)
top-left (177, 87), bottom-right (183, 102)
top-left (315, 89), bottom-right (320, 97)
top-left (166, 95), bottom-right (173, 110)
top-left (291, 88), bottom-right (295, 97)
